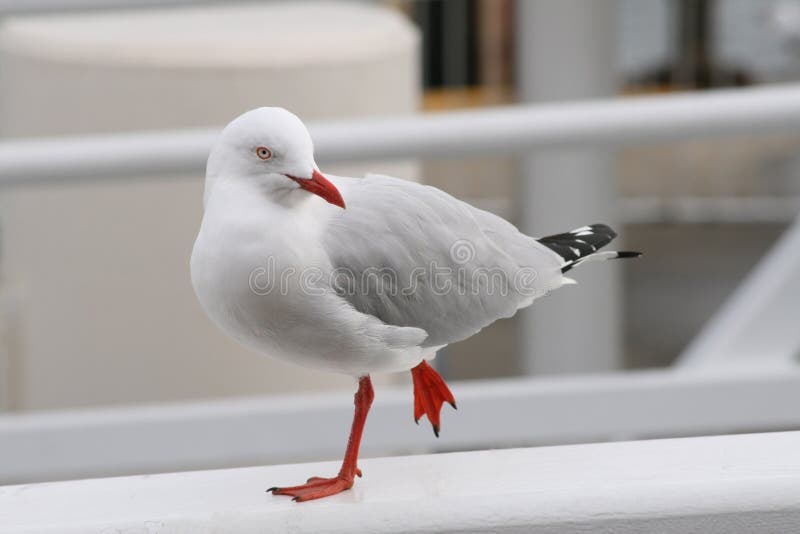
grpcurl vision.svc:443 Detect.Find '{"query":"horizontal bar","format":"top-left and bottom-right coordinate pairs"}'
top-left (3, 431), bottom-right (799, 533)
top-left (3, 84), bottom-right (800, 186)
top-left (622, 196), bottom-right (800, 224)
top-left (3, 367), bottom-right (800, 484)
top-left (0, 129), bottom-right (218, 186)
top-left (0, 0), bottom-right (239, 15)
top-left (450, 195), bottom-right (800, 224)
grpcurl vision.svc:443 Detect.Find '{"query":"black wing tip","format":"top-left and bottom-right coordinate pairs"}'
top-left (581, 223), bottom-right (617, 237)
top-left (616, 251), bottom-right (642, 258)
top-left (539, 223), bottom-right (620, 263)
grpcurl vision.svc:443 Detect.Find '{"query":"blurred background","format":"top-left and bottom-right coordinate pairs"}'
top-left (1, 0), bottom-right (800, 483)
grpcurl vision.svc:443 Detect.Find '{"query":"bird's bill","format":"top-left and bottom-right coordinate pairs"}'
top-left (286, 169), bottom-right (346, 209)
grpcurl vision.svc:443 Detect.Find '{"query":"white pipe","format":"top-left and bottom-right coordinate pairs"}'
top-left (0, 129), bottom-right (218, 185)
top-left (410, 195), bottom-right (800, 224)
top-left (2, 366), bottom-right (800, 483)
top-left (622, 196), bottom-right (800, 224)
top-left (3, 84), bottom-right (800, 185)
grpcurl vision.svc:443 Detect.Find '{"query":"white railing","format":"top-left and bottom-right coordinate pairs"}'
top-left (3, 431), bottom-right (799, 533)
top-left (3, 84), bottom-right (800, 185)
top-left (3, 366), bottom-right (800, 484)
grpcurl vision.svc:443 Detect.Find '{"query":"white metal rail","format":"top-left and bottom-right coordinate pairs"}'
top-left (3, 84), bottom-right (800, 185)
top-left (2, 431), bottom-right (799, 533)
top-left (2, 366), bottom-right (800, 484)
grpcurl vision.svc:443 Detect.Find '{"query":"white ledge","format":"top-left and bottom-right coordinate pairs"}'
top-left (2, 432), bottom-right (799, 533)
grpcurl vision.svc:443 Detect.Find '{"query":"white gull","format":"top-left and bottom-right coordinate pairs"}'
top-left (190, 107), bottom-right (639, 501)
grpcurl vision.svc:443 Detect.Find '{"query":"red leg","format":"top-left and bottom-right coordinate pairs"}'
top-left (411, 361), bottom-right (456, 437)
top-left (269, 375), bottom-right (374, 502)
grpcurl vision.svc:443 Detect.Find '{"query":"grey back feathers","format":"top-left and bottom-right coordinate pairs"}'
top-left (323, 174), bottom-right (566, 349)
top-left (323, 176), bottom-right (641, 349)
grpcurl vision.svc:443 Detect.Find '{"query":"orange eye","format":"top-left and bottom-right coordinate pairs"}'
top-left (256, 146), bottom-right (272, 160)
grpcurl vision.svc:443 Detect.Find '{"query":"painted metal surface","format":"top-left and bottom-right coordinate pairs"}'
top-left (3, 85), bottom-right (800, 184)
top-left (2, 431), bottom-right (799, 533)
top-left (2, 367), bottom-right (800, 484)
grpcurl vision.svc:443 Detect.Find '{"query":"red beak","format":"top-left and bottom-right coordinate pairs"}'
top-left (286, 169), bottom-right (346, 209)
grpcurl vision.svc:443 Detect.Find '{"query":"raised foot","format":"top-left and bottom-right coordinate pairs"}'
top-left (268, 474), bottom-right (356, 502)
top-left (411, 360), bottom-right (457, 437)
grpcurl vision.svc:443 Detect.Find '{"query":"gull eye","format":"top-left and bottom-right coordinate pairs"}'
top-left (256, 146), bottom-right (272, 160)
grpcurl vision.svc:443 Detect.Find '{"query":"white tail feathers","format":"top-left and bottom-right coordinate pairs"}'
top-left (562, 250), bottom-right (642, 273)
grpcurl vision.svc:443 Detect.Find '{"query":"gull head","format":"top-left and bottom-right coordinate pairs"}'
top-left (204, 107), bottom-right (345, 209)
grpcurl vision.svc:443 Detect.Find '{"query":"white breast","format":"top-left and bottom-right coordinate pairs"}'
top-left (191, 180), bottom-right (426, 376)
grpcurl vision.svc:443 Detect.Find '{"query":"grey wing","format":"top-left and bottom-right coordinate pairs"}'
top-left (323, 174), bottom-right (564, 348)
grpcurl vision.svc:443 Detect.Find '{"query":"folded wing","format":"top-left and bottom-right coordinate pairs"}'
top-left (322, 174), bottom-right (565, 348)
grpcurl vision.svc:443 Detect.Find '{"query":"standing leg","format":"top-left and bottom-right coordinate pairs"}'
top-left (269, 375), bottom-right (374, 502)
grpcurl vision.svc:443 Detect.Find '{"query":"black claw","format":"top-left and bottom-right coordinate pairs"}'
top-left (433, 424), bottom-right (439, 438)
top-left (449, 401), bottom-right (457, 410)
top-left (414, 418), bottom-right (419, 425)
top-left (267, 487), bottom-right (279, 493)
top-left (292, 496), bottom-right (300, 502)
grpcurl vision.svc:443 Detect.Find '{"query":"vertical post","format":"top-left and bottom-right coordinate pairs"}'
top-left (515, 0), bottom-right (621, 374)
top-left (672, 0), bottom-right (714, 88)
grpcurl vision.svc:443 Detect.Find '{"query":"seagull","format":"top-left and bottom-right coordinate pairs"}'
top-left (190, 107), bottom-right (640, 502)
